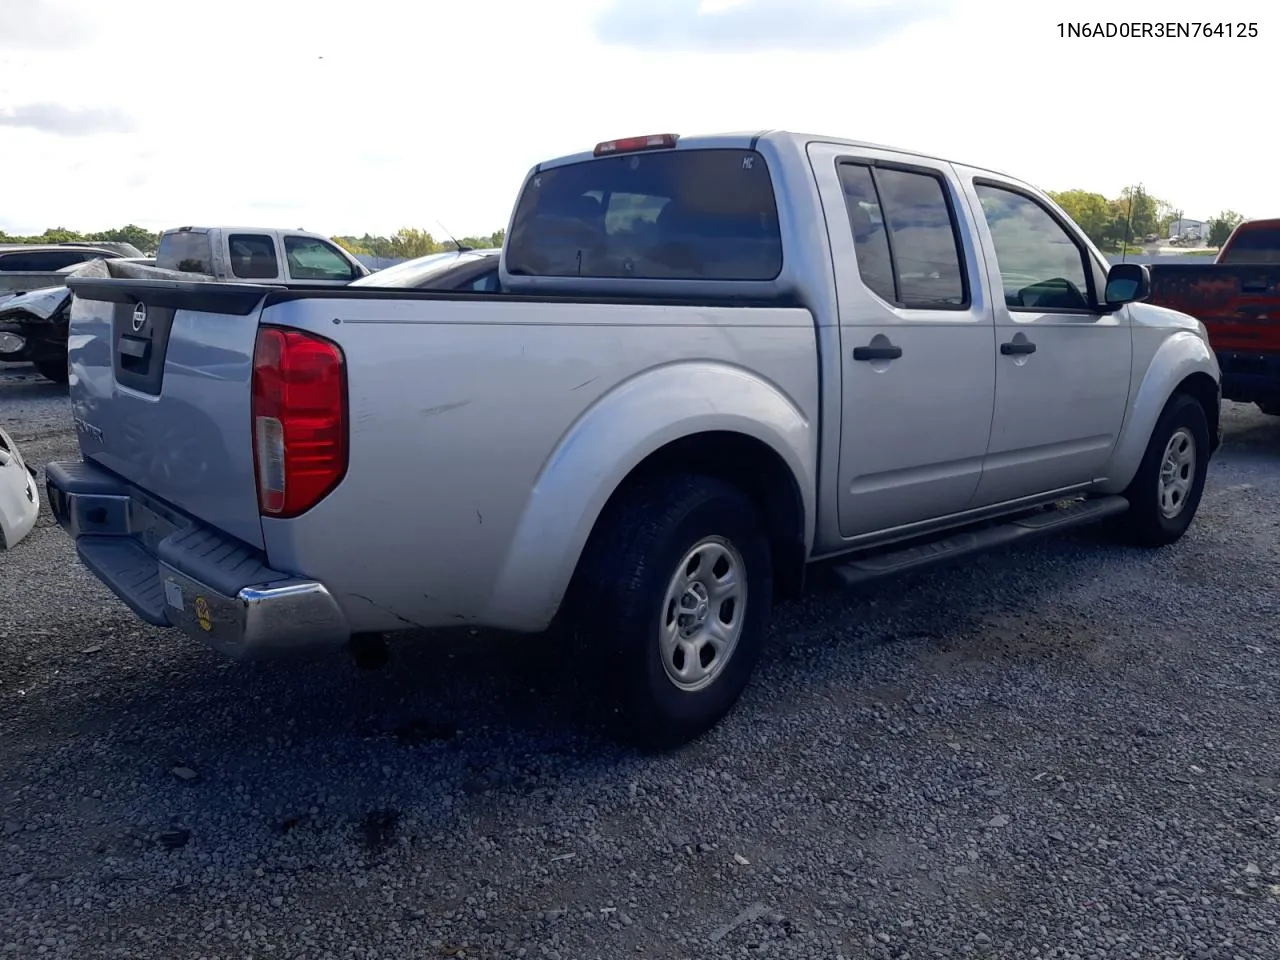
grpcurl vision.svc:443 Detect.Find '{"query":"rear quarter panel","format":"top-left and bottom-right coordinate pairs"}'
top-left (256, 295), bottom-right (820, 633)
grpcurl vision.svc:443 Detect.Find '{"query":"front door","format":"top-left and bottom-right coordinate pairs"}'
top-left (959, 174), bottom-right (1133, 506)
top-left (811, 145), bottom-right (998, 539)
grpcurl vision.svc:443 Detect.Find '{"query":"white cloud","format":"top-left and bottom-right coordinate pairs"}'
top-left (593, 0), bottom-right (952, 52)
top-left (0, 103), bottom-right (134, 136)
top-left (0, 0), bottom-right (1275, 237)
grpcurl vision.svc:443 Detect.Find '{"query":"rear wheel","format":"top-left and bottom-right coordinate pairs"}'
top-left (34, 357), bottom-right (68, 384)
top-left (1257, 401), bottom-right (1280, 417)
top-left (569, 473), bottom-right (773, 749)
top-left (1117, 392), bottom-right (1210, 547)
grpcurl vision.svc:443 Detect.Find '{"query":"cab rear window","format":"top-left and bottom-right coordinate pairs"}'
top-left (505, 148), bottom-right (783, 281)
top-left (156, 231), bottom-right (214, 274)
top-left (1218, 224), bottom-right (1280, 264)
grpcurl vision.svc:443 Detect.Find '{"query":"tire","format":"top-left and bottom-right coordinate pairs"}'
top-left (1117, 392), bottom-right (1210, 547)
top-left (1258, 401), bottom-right (1280, 417)
top-left (569, 473), bottom-right (773, 750)
top-left (34, 357), bottom-right (69, 384)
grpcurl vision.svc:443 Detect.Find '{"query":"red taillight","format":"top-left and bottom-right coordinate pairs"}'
top-left (251, 327), bottom-right (347, 518)
top-left (593, 133), bottom-right (679, 157)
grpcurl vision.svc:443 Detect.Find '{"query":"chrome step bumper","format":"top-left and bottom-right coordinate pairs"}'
top-left (45, 459), bottom-right (350, 659)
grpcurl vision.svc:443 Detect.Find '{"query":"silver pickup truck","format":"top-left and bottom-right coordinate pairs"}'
top-left (46, 130), bottom-right (1221, 748)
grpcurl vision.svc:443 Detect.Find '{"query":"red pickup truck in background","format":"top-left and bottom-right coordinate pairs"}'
top-left (1146, 221), bottom-right (1280, 417)
top-left (1145, 219), bottom-right (1280, 415)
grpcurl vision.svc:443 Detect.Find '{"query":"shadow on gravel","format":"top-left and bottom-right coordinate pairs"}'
top-left (0, 376), bottom-right (68, 399)
top-left (5, 405), bottom-right (1272, 859)
top-left (14, 522), bottom-right (1159, 784)
top-left (1216, 418), bottom-right (1280, 462)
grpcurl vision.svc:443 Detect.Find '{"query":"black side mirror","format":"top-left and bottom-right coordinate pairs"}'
top-left (1103, 262), bottom-right (1150, 308)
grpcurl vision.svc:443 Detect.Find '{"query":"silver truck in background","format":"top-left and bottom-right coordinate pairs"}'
top-left (47, 130), bottom-right (1221, 748)
top-left (153, 226), bottom-right (369, 284)
top-left (0, 227), bottom-right (369, 382)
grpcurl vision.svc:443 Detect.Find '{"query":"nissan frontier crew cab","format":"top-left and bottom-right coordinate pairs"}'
top-left (47, 130), bottom-right (1221, 749)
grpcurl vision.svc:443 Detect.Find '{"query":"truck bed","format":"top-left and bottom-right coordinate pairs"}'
top-left (58, 275), bottom-right (819, 642)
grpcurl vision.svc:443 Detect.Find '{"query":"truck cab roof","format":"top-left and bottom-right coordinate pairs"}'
top-left (532, 129), bottom-right (1018, 183)
top-left (1217, 218), bottom-right (1280, 264)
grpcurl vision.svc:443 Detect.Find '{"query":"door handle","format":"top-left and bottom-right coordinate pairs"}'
top-left (1000, 340), bottom-right (1036, 356)
top-left (853, 344), bottom-right (903, 361)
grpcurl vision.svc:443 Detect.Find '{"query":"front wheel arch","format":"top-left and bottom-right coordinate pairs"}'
top-left (1097, 333), bottom-right (1219, 494)
top-left (1116, 391), bottom-right (1211, 546)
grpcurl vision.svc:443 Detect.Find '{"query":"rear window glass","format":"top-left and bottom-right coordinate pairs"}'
top-left (0, 250), bottom-right (98, 271)
top-left (350, 251), bottom-right (473, 288)
top-left (156, 231), bottom-right (214, 274)
top-left (505, 148), bottom-right (783, 281)
top-left (229, 234), bottom-right (280, 279)
top-left (1218, 225), bottom-right (1280, 264)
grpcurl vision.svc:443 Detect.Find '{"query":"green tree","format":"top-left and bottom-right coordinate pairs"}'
top-left (35, 227), bottom-right (87, 243)
top-left (87, 224), bottom-right (161, 253)
top-left (1047, 190), bottom-right (1112, 247)
top-left (443, 229), bottom-right (506, 252)
top-left (331, 235), bottom-right (370, 255)
top-left (1116, 186), bottom-right (1169, 241)
top-left (1206, 210), bottom-right (1245, 247)
top-left (7, 223), bottom-right (505, 257)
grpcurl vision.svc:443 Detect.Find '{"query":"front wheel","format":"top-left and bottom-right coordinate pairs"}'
top-left (569, 473), bottom-right (773, 749)
top-left (1117, 392), bottom-right (1210, 547)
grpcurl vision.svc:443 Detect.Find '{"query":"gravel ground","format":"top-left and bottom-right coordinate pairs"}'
top-left (2, 365), bottom-right (1279, 960)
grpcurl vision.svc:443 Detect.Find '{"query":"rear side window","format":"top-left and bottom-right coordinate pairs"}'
top-left (285, 236), bottom-right (357, 281)
top-left (837, 162), bottom-right (968, 309)
top-left (229, 233), bottom-right (280, 280)
top-left (0, 250), bottom-right (99, 271)
top-left (1218, 225), bottom-right (1280, 264)
top-left (156, 231), bottom-right (214, 274)
top-left (506, 148), bottom-right (783, 281)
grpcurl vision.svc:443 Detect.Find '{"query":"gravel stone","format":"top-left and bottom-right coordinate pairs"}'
top-left (4, 372), bottom-right (1280, 959)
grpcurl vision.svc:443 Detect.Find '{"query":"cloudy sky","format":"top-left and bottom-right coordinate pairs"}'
top-left (0, 0), bottom-right (1274, 238)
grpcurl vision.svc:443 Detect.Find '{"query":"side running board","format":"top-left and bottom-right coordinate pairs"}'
top-left (831, 495), bottom-right (1130, 588)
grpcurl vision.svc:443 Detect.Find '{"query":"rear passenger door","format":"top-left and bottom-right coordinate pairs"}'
top-left (808, 144), bottom-right (997, 539)
top-left (226, 233), bottom-right (284, 282)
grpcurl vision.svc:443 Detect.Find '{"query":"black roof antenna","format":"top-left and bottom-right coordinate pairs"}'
top-left (437, 221), bottom-right (473, 253)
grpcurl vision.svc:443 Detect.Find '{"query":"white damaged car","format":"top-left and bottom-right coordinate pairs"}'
top-left (0, 425), bottom-right (39, 550)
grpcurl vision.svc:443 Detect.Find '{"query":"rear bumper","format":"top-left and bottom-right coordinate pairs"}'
top-left (1216, 350), bottom-right (1280, 405)
top-left (45, 459), bottom-right (351, 659)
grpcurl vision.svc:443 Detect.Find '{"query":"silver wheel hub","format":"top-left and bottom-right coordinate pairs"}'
top-left (1158, 427), bottom-right (1196, 519)
top-left (660, 536), bottom-right (747, 692)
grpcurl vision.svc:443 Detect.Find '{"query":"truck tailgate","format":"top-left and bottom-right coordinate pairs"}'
top-left (64, 277), bottom-right (269, 549)
top-left (1146, 263), bottom-right (1280, 352)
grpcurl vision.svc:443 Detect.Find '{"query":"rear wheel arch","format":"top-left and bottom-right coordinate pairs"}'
top-left (579, 430), bottom-right (809, 604)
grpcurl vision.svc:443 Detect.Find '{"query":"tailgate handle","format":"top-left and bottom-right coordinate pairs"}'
top-left (1241, 280), bottom-right (1269, 293)
top-left (118, 335), bottom-right (151, 366)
